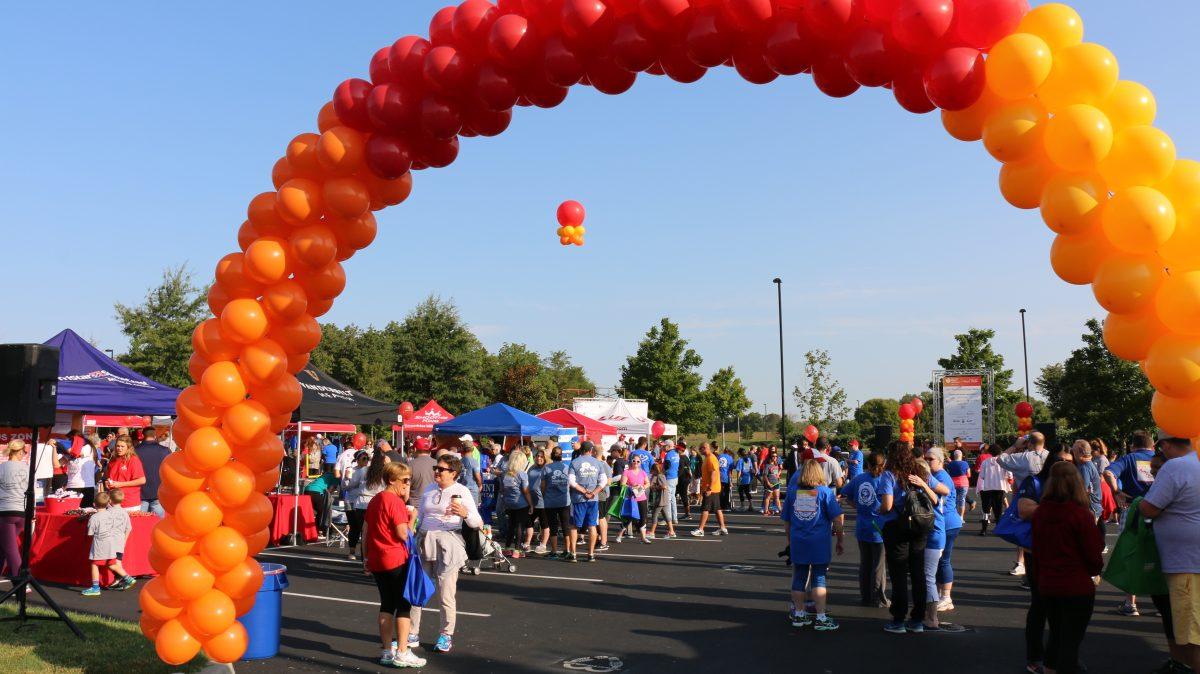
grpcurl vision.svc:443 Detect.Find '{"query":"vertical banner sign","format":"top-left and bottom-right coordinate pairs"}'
top-left (942, 375), bottom-right (984, 450)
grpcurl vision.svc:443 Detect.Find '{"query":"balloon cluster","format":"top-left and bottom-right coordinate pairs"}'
top-left (897, 397), bottom-right (923, 444)
top-left (1015, 400), bottom-right (1034, 435)
top-left (556, 200), bottom-right (586, 246)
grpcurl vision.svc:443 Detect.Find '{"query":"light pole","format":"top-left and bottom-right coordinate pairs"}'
top-left (1019, 309), bottom-right (1030, 400)
top-left (773, 278), bottom-right (785, 445)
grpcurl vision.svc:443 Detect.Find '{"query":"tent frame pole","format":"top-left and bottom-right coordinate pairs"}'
top-left (293, 426), bottom-right (302, 546)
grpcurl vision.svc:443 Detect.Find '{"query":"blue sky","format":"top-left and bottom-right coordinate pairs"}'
top-left (3, 1), bottom-right (1198, 416)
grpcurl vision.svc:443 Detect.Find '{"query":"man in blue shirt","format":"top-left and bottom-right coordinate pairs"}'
top-left (567, 441), bottom-right (608, 563)
top-left (718, 448), bottom-right (734, 511)
top-left (1106, 430), bottom-right (1157, 504)
top-left (661, 440), bottom-right (681, 527)
top-left (134, 428), bottom-right (170, 518)
top-left (845, 440), bottom-right (864, 481)
top-left (321, 438), bottom-right (339, 475)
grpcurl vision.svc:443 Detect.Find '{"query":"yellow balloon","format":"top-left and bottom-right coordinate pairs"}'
top-left (999, 157), bottom-right (1052, 210)
top-left (1018, 3), bottom-right (1084, 52)
top-left (1050, 232), bottom-right (1114, 286)
top-left (982, 99), bottom-right (1047, 163)
top-left (1040, 172), bottom-right (1107, 235)
top-left (1101, 81), bottom-right (1157, 130)
top-left (1104, 308), bottom-right (1168, 362)
top-left (555, 226), bottom-right (565, 237)
top-left (1156, 270), bottom-right (1200, 336)
top-left (1098, 126), bottom-right (1177, 190)
top-left (1037, 43), bottom-right (1118, 112)
top-left (941, 88), bottom-right (1003, 142)
top-left (1090, 253), bottom-right (1165, 314)
top-left (1101, 186), bottom-right (1176, 254)
top-left (1146, 334), bottom-right (1200, 399)
top-left (1043, 104), bottom-right (1113, 171)
top-left (576, 225), bottom-right (586, 236)
top-left (986, 34), bottom-right (1053, 100)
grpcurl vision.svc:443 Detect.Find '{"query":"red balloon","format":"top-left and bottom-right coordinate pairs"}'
top-left (893, 65), bottom-right (936, 113)
top-left (476, 62), bottom-right (520, 111)
top-left (369, 47), bottom-right (396, 85)
top-left (862, 0), bottom-right (900, 22)
top-left (399, 401), bottom-right (416, 420)
top-left (764, 20), bottom-right (814, 76)
top-left (366, 84), bottom-right (418, 133)
top-left (562, 0), bottom-right (612, 45)
top-left (1015, 401), bottom-right (1034, 417)
top-left (463, 106), bottom-right (513, 137)
top-left (332, 78), bottom-right (373, 132)
top-left (429, 6), bottom-right (458, 46)
top-left (423, 46), bottom-right (470, 94)
top-left (733, 43), bottom-right (778, 85)
top-left (389, 36), bottom-right (432, 86)
top-left (952, 0), bottom-right (1028, 50)
top-left (420, 95), bottom-right (464, 139)
top-left (661, 44), bottom-right (708, 83)
top-left (453, 0), bottom-right (500, 49)
top-left (651, 420), bottom-right (666, 438)
top-left (557, 200), bottom-right (586, 227)
top-left (489, 14), bottom-right (540, 68)
top-left (844, 26), bottom-right (895, 88)
top-left (727, 0), bottom-right (774, 30)
top-left (911, 397), bottom-right (925, 415)
top-left (364, 135), bottom-right (413, 180)
top-left (923, 47), bottom-right (985, 111)
top-left (352, 433), bottom-right (368, 450)
top-left (898, 403), bottom-right (916, 420)
top-left (804, 0), bottom-right (859, 38)
top-left (893, 0), bottom-right (955, 53)
top-left (522, 70), bottom-right (571, 107)
top-left (413, 135), bottom-right (460, 169)
top-left (812, 51), bottom-right (860, 98)
top-left (685, 11), bottom-right (734, 68)
top-left (640, 0), bottom-right (692, 33)
top-left (803, 424), bottom-right (820, 443)
top-left (611, 17), bottom-right (657, 73)
top-left (588, 56), bottom-right (637, 95)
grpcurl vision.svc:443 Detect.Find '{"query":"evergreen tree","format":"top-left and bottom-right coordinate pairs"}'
top-left (113, 266), bottom-right (207, 389)
top-left (620, 318), bottom-right (713, 433)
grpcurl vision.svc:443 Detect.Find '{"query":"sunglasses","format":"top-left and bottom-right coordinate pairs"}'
top-left (398, 478), bottom-right (411, 484)
top-left (433, 466), bottom-right (453, 474)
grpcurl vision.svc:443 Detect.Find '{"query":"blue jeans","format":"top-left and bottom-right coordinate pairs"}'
top-left (937, 527), bottom-right (960, 585)
top-left (664, 478), bottom-right (679, 523)
top-left (141, 499), bottom-right (164, 518)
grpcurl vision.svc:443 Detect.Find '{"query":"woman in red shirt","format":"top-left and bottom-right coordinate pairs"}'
top-left (104, 435), bottom-right (145, 511)
top-left (1031, 460), bottom-right (1104, 674)
top-left (363, 462), bottom-right (426, 669)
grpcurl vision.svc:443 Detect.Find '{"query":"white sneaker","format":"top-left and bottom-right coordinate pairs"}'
top-left (718, 528), bottom-right (729, 536)
top-left (937, 598), bottom-right (954, 612)
top-left (1009, 562), bottom-right (1026, 576)
top-left (646, 533), bottom-right (656, 540)
top-left (380, 649), bottom-right (396, 666)
top-left (691, 529), bottom-right (706, 537)
top-left (616, 534), bottom-right (624, 543)
top-left (392, 649), bottom-right (427, 668)
top-left (533, 544), bottom-right (549, 555)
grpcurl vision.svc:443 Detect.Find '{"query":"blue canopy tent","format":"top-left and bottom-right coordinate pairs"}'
top-left (433, 403), bottom-right (561, 437)
top-left (43, 329), bottom-right (180, 415)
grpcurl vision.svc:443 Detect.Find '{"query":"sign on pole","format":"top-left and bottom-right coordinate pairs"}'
top-left (942, 375), bottom-right (984, 450)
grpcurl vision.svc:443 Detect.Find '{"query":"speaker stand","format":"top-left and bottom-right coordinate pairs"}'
top-left (0, 425), bottom-right (84, 639)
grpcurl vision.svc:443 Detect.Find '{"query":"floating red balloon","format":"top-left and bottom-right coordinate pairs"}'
top-left (651, 420), bottom-right (666, 438)
top-left (351, 433), bottom-right (368, 450)
top-left (803, 424), bottom-right (820, 444)
top-left (1015, 401), bottom-right (1034, 418)
top-left (399, 401), bottom-right (415, 420)
top-left (557, 200), bottom-right (586, 227)
top-left (898, 403), bottom-right (916, 420)
top-left (910, 397), bottom-right (925, 415)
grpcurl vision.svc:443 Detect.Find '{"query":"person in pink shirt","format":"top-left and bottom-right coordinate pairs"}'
top-left (618, 454), bottom-right (651, 544)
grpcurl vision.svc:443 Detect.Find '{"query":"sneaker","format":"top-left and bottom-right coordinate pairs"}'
top-left (904, 620), bottom-right (925, 633)
top-left (691, 529), bottom-right (706, 537)
top-left (883, 621), bottom-right (907, 634)
top-left (565, 553), bottom-right (578, 563)
top-left (937, 598), bottom-right (955, 612)
top-left (1024, 663), bottom-right (1045, 674)
top-left (1019, 577), bottom-right (1030, 590)
top-left (392, 649), bottom-right (427, 668)
top-left (646, 533), bottom-right (656, 540)
top-left (586, 554), bottom-right (597, 563)
top-left (120, 575), bottom-right (137, 591)
top-left (520, 545), bottom-right (531, 555)
top-left (380, 649), bottom-right (396, 666)
top-left (641, 538), bottom-right (652, 544)
top-left (718, 528), bottom-right (729, 536)
top-left (595, 544), bottom-right (610, 552)
top-left (533, 545), bottom-right (548, 556)
top-left (666, 533), bottom-right (678, 539)
top-left (81, 587), bottom-right (101, 597)
top-left (1117, 602), bottom-right (1140, 617)
top-left (814, 615), bottom-right (839, 631)
top-left (434, 634), bottom-right (452, 653)
top-left (616, 534), bottom-right (624, 544)
top-left (1010, 562), bottom-right (1026, 576)
top-left (547, 551), bottom-right (560, 560)
top-left (407, 634), bottom-right (420, 649)
top-left (1102, 545), bottom-right (1109, 555)
top-left (790, 612), bottom-right (813, 628)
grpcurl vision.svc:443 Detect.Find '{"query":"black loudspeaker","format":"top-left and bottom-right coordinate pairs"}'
top-left (873, 424), bottom-right (893, 450)
top-left (1035, 422), bottom-right (1057, 449)
top-left (0, 344), bottom-right (59, 427)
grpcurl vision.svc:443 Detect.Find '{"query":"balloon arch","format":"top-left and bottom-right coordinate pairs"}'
top-left (141, 0), bottom-right (1200, 663)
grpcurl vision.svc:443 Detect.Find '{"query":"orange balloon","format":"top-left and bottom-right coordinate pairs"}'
top-left (160, 452), bottom-right (207, 495)
top-left (1161, 159), bottom-right (1200, 211)
top-left (175, 386), bottom-right (221, 429)
top-left (1146, 334), bottom-right (1200, 399)
top-left (197, 527), bottom-right (249, 574)
top-left (1156, 271), bottom-right (1200, 336)
top-left (175, 492), bottom-right (224, 538)
top-left (363, 171), bottom-right (414, 210)
top-left (141, 613), bottom-right (166, 641)
top-left (1161, 213), bottom-right (1200, 272)
top-left (244, 237), bottom-right (292, 285)
top-left (982, 99), bottom-right (1047, 163)
top-left (317, 101), bottom-right (342, 133)
top-left (271, 157), bottom-right (296, 191)
top-left (254, 465), bottom-right (282, 493)
top-left (247, 192), bottom-right (289, 236)
top-left (941, 87), bottom-right (1003, 142)
top-left (324, 177), bottom-right (372, 220)
top-left (193, 318), bottom-right (240, 363)
top-left (223, 400), bottom-right (272, 445)
top-left (1099, 125), bottom-right (1176, 190)
top-left (207, 461), bottom-right (256, 508)
top-left (245, 527), bottom-right (270, 556)
top-left (187, 353), bottom-right (210, 386)
top-left (232, 592), bottom-right (257, 617)
top-left (1101, 80), bottom-right (1157, 130)
top-left (287, 351), bottom-right (310, 375)
top-left (248, 374), bottom-right (302, 415)
top-left (316, 126), bottom-right (365, 177)
top-left (164, 555), bottom-right (216, 602)
top-left (199, 362), bottom-right (246, 409)
top-left (156, 618), bottom-right (203, 666)
top-left (1101, 186), bottom-right (1177, 255)
top-left (285, 133), bottom-right (323, 178)
top-left (1040, 172), bottom-right (1107, 236)
top-left (999, 156), bottom-right (1053, 210)
top-left (151, 517), bottom-right (197, 561)
top-left (239, 338), bottom-right (288, 387)
top-left (1152, 391), bottom-right (1200, 439)
top-left (169, 419), bottom-right (197, 451)
top-left (1091, 253), bottom-right (1165, 314)
top-left (262, 279), bottom-right (309, 324)
top-left (332, 212), bottom-right (378, 251)
top-left (220, 298), bottom-right (270, 345)
top-left (1104, 308), bottom-right (1168, 361)
top-left (214, 252), bottom-right (263, 298)
top-left (139, 577), bottom-right (184, 621)
top-left (1043, 104), bottom-right (1113, 171)
top-left (232, 434), bottom-right (285, 473)
top-left (206, 284), bottom-right (239, 319)
top-left (289, 223), bottom-right (338, 270)
top-left (148, 546), bottom-right (174, 576)
top-left (307, 297), bottom-right (335, 318)
top-left (1050, 232), bottom-right (1115, 286)
top-left (296, 261), bottom-right (346, 300)
top-left (237, 220), bottom-right (259, 253)
top-left (214, 557), bottom-right (265, 600)
top-left (203, 621), bottom-right (249, 663)
top-left (270, 314), bottom-right (322, 355)
top-left (277, 178), bottom-right (325, 225)
top-left (223, 492), bottom-right (273, 536)
top-left (183, 426), bottom-right (232, 473)
top-left (269, 411), bottom-right (292, 434)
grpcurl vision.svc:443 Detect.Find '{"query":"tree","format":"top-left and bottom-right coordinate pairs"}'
top-left (1037, 319), bottom-right (1154, 445)
top-left (620, 318), bottom-right (713, 433)
top-left (706, 366), bottom-right (752, 443)
top-left (542, 350), bottom-right (595, 408)
top-left (311, 323), bottom-right (397, 402)
top-left (114, 265), bottom-right (208, 389)
top-left (762, 413), bottom-right (796, 442)
top-left (854, 398), bottom-right (899, 447)
top-left (390, 296), bottom-right (493, 414)
top-left (493, 343), bottom-right (554, 412)
top-left (793, 349), bottom-right (850, 434)
top-left (937, 328), bottom-right (1021, 435)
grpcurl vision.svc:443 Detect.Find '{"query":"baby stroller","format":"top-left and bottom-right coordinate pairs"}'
top-left (461, 525), bottom-right (517, 575)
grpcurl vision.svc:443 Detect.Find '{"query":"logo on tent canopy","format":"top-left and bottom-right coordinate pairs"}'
top-left (61, 369), bottom-right (154, 389)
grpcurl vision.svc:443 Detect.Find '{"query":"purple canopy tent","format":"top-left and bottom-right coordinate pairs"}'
top-left (43, 329), bottom-right (180, 415)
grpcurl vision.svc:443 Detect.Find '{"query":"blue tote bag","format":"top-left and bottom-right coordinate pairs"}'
top-left (993, 477), bottom-right (1039, 550)
top-left (403, 536), bottom-right (436, 607)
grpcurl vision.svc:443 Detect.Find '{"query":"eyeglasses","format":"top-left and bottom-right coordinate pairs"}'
top-left (398, 478), bottom-right (411, 484)
top-left (433, 466), bottom-right (453, 474)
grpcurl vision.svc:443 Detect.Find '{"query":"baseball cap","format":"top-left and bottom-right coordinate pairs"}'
top-left (414, 437), bottom-right (432, 451)
top-left (459, 434), bottom-right (473, 442)
top-left (580, 440), bottom-right (595, 453)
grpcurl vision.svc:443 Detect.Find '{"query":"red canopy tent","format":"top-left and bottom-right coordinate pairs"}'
top-left (82, 415), bottom-right (151, 429)
top-left (392, 400), bottom-right (454, 434)
top-left (536, 408), bottom-right (618, 438)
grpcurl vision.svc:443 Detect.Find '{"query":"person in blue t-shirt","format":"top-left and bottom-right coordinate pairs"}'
top-left (845, 440), bottom-right (864, 481)
top-left (782, 459), bottom-right (844, 631)
top-left (321, 440), bottom-right (339, 474)
top-left (1104, 431), bottom-right (1157, 502)
top-left (630, 438), bottom-right (654, 477)
top-left (877, 442), bottom-right (941, 634)
top-left (540, 447), bottom-right (572, 558)
top-left (734, 449), bottom-right (757, 512)
top-left (925, 448), bottom-right (962, 620)
top-left (662, 442), bottom-right (681, 526)
top-left (840, 452), bottom-right (888, 607)
top-left (717, 449), bottom-right (734, 511)
top-left (567, 441), bottom-right (608, 562)
top-left (916, 453), bottom-right (952, 632)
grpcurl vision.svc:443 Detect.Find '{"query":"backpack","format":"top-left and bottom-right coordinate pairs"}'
top-left (899, 483), bottom-right (935, 538)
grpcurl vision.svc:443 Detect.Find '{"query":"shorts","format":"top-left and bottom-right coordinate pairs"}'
top-left (702, 493), bottom-right (721, 514)
top-left (792, 563), bottom-right (828, 591)
top-left (531, 508), bottom-right (547, 529)
top-left (1168, 573), bottom-right (1200, 646)
top-left (571, 501), bottom-right (599, 529)
top-left (547, 506), bottom-right (571, 536)
top-left (688, 480), bottom-right (701, 495)
top-left (91, 552), bottom-right (124, 566)
top-left (372, 566), bottom-right (413, 616)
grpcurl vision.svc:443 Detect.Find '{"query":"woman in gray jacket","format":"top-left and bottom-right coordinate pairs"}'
top-left (0, 440), bottom-right (31, 583)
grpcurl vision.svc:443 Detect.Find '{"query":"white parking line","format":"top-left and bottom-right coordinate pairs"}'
top-left (596, 552), bottom-right (675, 560)
top-left (283, 592), bottom-right (490, 617)
top-left (480, 571), bottom-right (603, 583)
top-left (259, 551), bottom-right (357, 565)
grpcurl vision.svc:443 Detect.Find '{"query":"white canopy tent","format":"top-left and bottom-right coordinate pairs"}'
top-left (594, 399), bottom-right (677, 450)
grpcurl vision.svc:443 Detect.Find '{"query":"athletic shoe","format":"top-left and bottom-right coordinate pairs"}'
top-left (616, 534), bottom-right (624, 543)
top-left (1009, 562), bottom-right (1026, 576)
top-left (904, 620), bottom-right (925, 633)
top-left (937, 598), bottom-right (955, 612)
top-left (814, 616), bottom-right (839, 631)
top-left (586, 554), bottom-right (597, 563)
top-left (565, 553), bottom-right (578, 563)
top-left (883, 621), bottom-right (906, 634)
top-left (81, 587), bottom-right (101, 597)
top-left (408, 634), bottom-right (420, 649)
top-left (1024, 663), bottom-right (1045, 674)
top-left (691, 529), bottom-right (706, 537)
top-left (380, 650), bottom-right (396, 666)
top-left (434, 634), bottom-right (452, 653)
top-left (646, 533), bottom-right (656, 540)
top-left (520, 545), bottom-right (531, 554)
top-left (547, 551), bottom-right (560, 560)
top-left (665, 533), bottom-right (678, 539)
top-left (718, 528), bottom-right (729, 535)
top-left (595, 544), bottom-right (610, 552)
top-left (789, 612), bottom-right (813, 628)
top-left (1019, 577), bottom-right (1030, 590)
top-left (533, 545), bottom-right (548, 556)
top-left (120, 575), bottom-right (137, 591)
top-left (641, 538), bottom-right (652, 544)
top-left (392, 649), bottom-right (427, 668)
top-left (1117, 602), bottom-right (1140, 617)
top-left (1102, 546), bottom-right (1109, 555)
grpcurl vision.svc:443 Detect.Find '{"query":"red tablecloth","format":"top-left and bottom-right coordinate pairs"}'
top-left (30, 511), bottom-right (159, 586)
top-left (268, 493), bottom-right (318, 545)
top-left (43, 497), bottom-right (82, 515)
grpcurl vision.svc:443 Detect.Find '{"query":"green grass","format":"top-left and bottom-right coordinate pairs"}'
top-left (0, 603), bottom-right (208, 674)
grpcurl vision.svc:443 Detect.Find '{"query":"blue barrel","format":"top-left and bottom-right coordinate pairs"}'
top-left (241, 563), bottom-right (289, 660)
